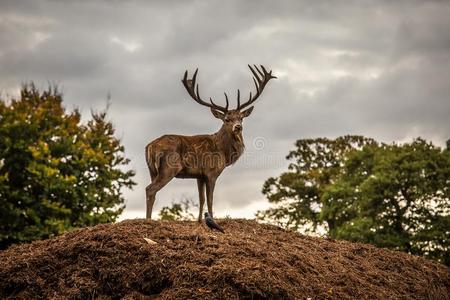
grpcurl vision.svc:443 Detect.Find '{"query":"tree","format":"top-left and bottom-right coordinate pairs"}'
top-left (0, 84), bottom-right (136, 248)
top-left (159, 198), bottom-right (197, 221)
top-left (257, 136), bottom-right (377, 232)
top-left (257, 136), bottom-right (450, 265)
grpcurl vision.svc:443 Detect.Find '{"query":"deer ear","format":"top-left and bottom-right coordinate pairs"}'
top-left (241, 106), bottom-right (254, 118)
top-left (211, 108), bottom-right (225, 120)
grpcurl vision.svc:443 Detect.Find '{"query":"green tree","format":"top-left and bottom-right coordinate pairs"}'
top-left (0, 84), bottom-right (136, 247)
top-left (257, 136), bottom-right (450, 265)
top-left (159, 198), bottom-right (197, 221)
top-left (257, 136), bottom-right (377, 232)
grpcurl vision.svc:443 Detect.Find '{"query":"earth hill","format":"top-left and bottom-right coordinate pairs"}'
top-left (1, 219), bottom-right (449, 299)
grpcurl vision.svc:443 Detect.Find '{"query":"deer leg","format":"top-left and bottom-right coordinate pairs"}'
top-left (205, 178), bottom-right (217, 219)
top-left (145, 184), bottom-right (156, 219)
top-left (145, 170), bottom-right (178, 219)
top-left (197, 178), bottom-right (206, 223)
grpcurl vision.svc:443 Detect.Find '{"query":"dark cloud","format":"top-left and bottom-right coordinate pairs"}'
top-left (1, 0), bottom-right (449, 219)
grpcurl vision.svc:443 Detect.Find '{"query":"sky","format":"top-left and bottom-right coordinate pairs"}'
top-left (1, 0), bottom-right (449, 220)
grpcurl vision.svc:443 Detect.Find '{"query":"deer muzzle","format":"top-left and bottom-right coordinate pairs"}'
top-left (233, 124), bottom-right (242, 133)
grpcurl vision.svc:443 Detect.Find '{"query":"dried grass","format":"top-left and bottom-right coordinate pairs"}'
top-left (1, 219), bottom-right (449, 299)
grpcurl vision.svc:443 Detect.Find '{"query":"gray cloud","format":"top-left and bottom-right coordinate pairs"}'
top-left (1, 0), bottom-right (449, 219)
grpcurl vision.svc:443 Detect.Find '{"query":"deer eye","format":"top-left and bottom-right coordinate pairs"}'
top-left (225, 118), bottom-right (231, 122)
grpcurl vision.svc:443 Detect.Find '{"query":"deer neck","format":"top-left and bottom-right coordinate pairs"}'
top-left (214, 125), bottom-right (245, 166)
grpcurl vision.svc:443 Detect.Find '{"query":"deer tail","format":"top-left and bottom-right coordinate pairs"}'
top-left (145, 144), bottom-right (159, 178)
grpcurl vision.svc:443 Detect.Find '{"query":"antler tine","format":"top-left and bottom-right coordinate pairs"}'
top-left (261, 65), bottom-right (277, 80)
top-left (249, 65), bottom-right (261, 82)
top-left (237, 65), bottom-right (276, 110)
top-left (181, 68), bottom-right (228, 113)
top-left (237, 89), bottom-right (240, 108)
top-left (254, 64), bottom-right (264, 78)
top-left (209, 93), bottom-right (229, 111)
top-left (224, 92), bottom-right (229, 110)
top-left (252, 77), bottom-right (259, 93)
top-left (195, 84), bottom-right (202, 102)
top-left (192, 68), bottom-right (199, 85)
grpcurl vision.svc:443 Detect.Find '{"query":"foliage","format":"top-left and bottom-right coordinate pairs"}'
top-left (0, 84), bottom-right (136, 247)
top-left (257, 135), bottom-right (450, 265)
top-left (159, 198), bottom-right (197, 221)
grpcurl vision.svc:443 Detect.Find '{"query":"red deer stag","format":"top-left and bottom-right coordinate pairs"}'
top-left (145, 65), bottom-right (276, 221)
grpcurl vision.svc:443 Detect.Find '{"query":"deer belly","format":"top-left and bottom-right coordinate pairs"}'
top-left (175, 168), bottom-right (203, 179)
top-left (175, 153), bottom-right (225, 179)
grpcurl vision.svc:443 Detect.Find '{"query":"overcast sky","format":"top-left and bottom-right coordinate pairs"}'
top-left (1, 0), bottom-right (449, 220)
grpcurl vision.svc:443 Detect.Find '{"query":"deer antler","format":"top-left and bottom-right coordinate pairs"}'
top-left (237, 65), bottom-right (276, 110)
top-left (182, 69), bottom-right (229, 113)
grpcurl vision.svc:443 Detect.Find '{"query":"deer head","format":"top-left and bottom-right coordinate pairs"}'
top-left (182, 65), bottom-right (276, 141)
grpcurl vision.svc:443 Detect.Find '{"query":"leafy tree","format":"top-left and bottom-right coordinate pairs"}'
top-left (159, 198), bottom-right (197, 221)
top-left (257, 136), bottom-right (377, 232)
top-left (257, 136), bottom-right (450, 265)
top-left (0, 84), bottom-right (136, 248)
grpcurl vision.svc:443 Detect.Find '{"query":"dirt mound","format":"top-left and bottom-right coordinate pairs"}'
top-left (1, 219), bottom-right (449, 299)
